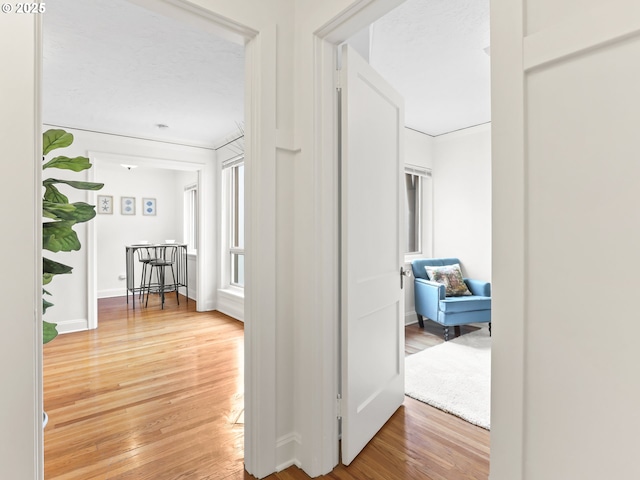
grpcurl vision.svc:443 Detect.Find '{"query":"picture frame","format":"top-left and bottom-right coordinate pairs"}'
top-left (121, 196), bottom-right (136, 215)
top-left (96, 195), bottom-right (113, 214)
top-left (142, 197), bottom-right (157, 216)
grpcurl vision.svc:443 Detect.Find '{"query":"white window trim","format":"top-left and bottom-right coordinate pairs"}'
top-left (404, 165), bottom-right (433, 262)
top-left (220, 155), bottom-right (245, 292)
top-left (183, 184), bottom-right (198, 255)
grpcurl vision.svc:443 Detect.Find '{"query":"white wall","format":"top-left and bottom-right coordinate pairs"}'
top-left (403, 128), bottom-right (434, 325)
top-left (405, 127), bottom-right (434, 169)
top-left (433, 123), bottom-right (491, 281)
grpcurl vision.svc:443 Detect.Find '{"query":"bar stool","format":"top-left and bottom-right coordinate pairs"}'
top-left (145, 245), bottom-right (179, 309)
top-left (136, 246), bottom-right (157, 302)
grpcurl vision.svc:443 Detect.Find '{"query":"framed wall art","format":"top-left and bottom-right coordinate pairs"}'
top-left (121, 196), bottom-right (135, 215)
top-left (142, 197), bottom-right (156, 216)
top-left (97, 195), bottom-right (113, 214)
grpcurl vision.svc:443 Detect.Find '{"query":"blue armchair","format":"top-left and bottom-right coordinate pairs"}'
top-left (411, 258), bottom-right (491, 341)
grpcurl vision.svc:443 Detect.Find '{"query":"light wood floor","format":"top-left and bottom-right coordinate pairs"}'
top-left (404, 322), bottom-right (480, 356)
top-left (44, 296), bottom-right (489, 479)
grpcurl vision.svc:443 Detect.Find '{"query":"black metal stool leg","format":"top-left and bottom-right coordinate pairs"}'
top-left (145, 265), bottom-right (155, 308)
top-left (139, 262), bottom-right (147, 301)
top-left (170, 265), bottom-right (179, 305)
top-left (160, 265), bottom-right (166, 309)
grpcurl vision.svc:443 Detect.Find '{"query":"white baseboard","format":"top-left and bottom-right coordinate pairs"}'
top-left (197, 299), bottom-right (216, 312)
top-left (276, 432), bottom-right (301, 472)
top-left (99, 288), bottom-right (196, 301)
top-left (405, 310), bottom-right (419, 326)
top-left (56, 318), bottom-right (89, 335)
top-left (98, 288), bottom-right (127, 299)
top-left (217, 289), bottom-right (244, 322)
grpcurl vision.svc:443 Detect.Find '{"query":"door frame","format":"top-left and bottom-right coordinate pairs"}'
top-left (36, 1), bottom-right (280, 477)
top-left (310, 0), bottom-right (411, 471)
top-left (489, 1), bottom-right (525, 478)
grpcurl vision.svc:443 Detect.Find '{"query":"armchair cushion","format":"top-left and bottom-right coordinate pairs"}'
top-left (440, 295), bottom-right (491, 313)
top-left (424, 263), bottom-right (472, 297)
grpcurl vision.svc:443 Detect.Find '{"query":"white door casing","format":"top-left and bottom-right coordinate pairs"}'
top-left (339, 44), bottom-right (405, 466)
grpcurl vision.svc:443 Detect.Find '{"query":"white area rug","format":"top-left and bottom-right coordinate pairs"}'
top-left (405, 328), bottom-right (491, 429)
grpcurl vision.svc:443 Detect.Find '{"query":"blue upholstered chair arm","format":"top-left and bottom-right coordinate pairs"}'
top-left (464, 278), bottom-right (491, 297)
top-left (414, 278), bottom-right (445, 321)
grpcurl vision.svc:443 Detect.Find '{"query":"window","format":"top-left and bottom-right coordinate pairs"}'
top-left (221, 155), bottom-right (245, 289)
top-left (405, 172), bottom-right (421, 254)
top-left (230, 162), bottom-right (245, 287)
top-left (404, 166), bottom-right (432, 256)
top-left (184, 185), bottom-right (198, 253)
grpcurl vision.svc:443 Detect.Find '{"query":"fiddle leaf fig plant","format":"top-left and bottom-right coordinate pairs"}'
top-left (42, 129), bottom-right (104, 344)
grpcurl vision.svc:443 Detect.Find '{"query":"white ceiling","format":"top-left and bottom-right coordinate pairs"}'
top-left (43, 0), bottom-right (490, 147)
top-left (43, 0), bottom-right (245, 149)
top-left (369, 0), bottom-right (491, 136)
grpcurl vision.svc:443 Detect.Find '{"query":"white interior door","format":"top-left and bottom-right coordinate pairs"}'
top-left (340, 44), bottom-right (405, 466)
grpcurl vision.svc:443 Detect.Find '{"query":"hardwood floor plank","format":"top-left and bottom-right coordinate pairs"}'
top-left (404, 322), bottom-right (480, 355)
top-left (44, 297), bottom-right (245, 480)
top-left (45, 298), bottom-right (489, 479)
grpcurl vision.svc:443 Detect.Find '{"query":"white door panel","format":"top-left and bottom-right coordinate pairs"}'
top-left (340, 44), bottom-right (405, 466)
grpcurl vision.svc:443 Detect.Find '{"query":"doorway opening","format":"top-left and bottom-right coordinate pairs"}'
top-left (317, 0), bottom-right (492, 471)
top-left (41, 0), bottom-right (252, 477)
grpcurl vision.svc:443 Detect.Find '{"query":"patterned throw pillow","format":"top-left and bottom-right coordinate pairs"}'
top-left (424, 263), bottom-right (472, 297)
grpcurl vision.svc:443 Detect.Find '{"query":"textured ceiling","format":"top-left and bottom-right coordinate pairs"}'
top-left (43, 0), bottom-right (489, 146)
top-left (370, 0), bottom-right (491, 136)
top-left (43, 0), bottom-right (245, 148)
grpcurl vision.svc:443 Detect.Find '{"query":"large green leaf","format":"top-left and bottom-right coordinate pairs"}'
top-left (43, 256), bottom-right (72, 285)
top-left (43, 221), bottom-right (81, 252)
top-left (43, 155), bottom-right (91, 172)
top-left (43, 201), bottom-right (96, 223)
top-left (67, 202), bottom-right (96, 223)
top-left (43, 256), bottom-right (73, 275)
top-left (44, 178), bottom-right (104, 191)
top-left (43, 298), bottom-right (54, 314)
top-left (42, 201), bottom-right (74, 219)
top-left (43, 129), bottom-right (73, 155)
top-left (43, 183), bottom-right (69, 204)
top-left (43, 320), bottom-right (58, 344)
